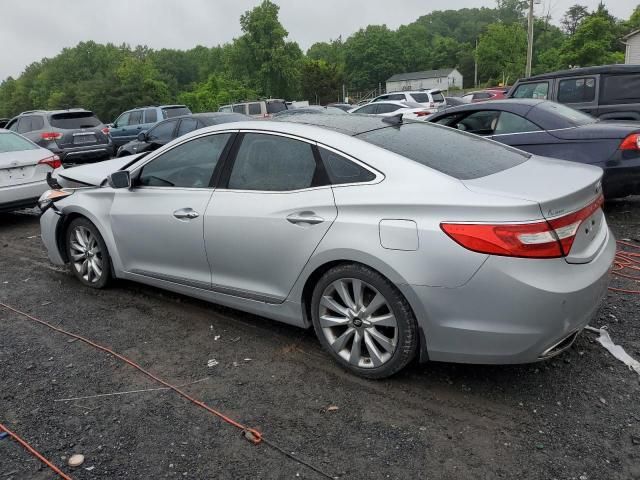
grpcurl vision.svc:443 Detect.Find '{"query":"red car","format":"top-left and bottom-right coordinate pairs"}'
top-left (461, 88), bottom-right (509, 103)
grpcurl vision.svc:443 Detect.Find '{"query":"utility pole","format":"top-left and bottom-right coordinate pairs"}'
top-left (526, 0), bottom-right (534, 77)
top-left (474, 38), bottom-right (478, 88)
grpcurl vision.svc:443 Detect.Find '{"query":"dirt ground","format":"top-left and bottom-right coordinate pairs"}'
top-left (1, 198), bottom-right (639, 480)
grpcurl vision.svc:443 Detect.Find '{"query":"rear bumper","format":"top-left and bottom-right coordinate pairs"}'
top-left (0, 180), bottom-right (48, 212)
top-left (402, 228), bottom-right (616, 365)
top-left (602, 165), bottom-right (640, 198)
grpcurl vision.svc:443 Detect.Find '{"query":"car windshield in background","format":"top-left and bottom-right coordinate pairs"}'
top-left (534, 102), bottom-right (596, 127)
top-left (49, 112), bottom-right (101, 129)
top-left (164, 107), bottom-right (191, 118)
top-left (356, 123), bottom-right (529, 180)
top-left (0, 131), bottom-right (38, 153)
top-left (266, 102), bottom-right (287, 114)
top-left (431, 92), bottom-right (445, 102)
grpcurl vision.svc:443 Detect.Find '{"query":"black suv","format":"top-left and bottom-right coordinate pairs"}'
top-left (5, 109), bottom-right (114, 164)
top-left (508, 64), bottom-right (640, 121)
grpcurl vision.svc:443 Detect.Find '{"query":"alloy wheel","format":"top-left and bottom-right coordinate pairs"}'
top-left (69, 226), bottom-right (104, 284)
top-left (318, 278), bottom-right (398, 368)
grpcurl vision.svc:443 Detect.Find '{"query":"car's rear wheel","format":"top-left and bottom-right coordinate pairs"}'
top-left (311, 264), bottom-right (418, 379)
top-left (65, 218), bottom-right (111, 289)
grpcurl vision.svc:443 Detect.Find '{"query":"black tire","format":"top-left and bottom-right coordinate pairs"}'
top-left (65, 217), bottom-right (112, 289)
top-left (310, 263), bottom-right (418, 379)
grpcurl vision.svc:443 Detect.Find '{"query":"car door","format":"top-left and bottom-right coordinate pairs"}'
top-left (110, 132), bottom-right (234, 287)
top-left (204, 132), bottom-right (338, 303)
top-left (125, 110), bottom-right (144, 141)
top-left (110, 112), bottom-right (131, 147)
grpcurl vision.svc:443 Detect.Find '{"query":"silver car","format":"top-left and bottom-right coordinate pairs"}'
top-left (38, 115), bottom-right (615, 378)
top-left (0, 129), bottom-right (60, 212)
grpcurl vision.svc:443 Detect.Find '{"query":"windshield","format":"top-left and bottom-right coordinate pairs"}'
top-left (535, 101), bottom-right (596, 126)
top-left (0, 131), bottom-right (38, 153)
top-left (49, 112), bottom-right (101, 129)
top-left (356, 122), bottom-right (528, 180)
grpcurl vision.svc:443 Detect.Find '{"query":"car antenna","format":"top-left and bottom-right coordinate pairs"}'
top-left (382, 113), bottom-right (403, 126)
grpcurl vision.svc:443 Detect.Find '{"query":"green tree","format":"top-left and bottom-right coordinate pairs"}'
top-left (178, 75), bottom-right (256, 112)
top-left (477, 23), bottom-right (527, 85)
top-left (561, 12), bottom-right (624, 67)
top-left (301, 59), bottom-right (342, 105)
top-left (561, 4), bottom-right (589, 34)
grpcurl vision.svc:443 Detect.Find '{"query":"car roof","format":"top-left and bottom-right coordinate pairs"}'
top-left (429, 99), bottom-right (546, 117)
top-left (517, 64), bottom-right (640, 82)
top-left (18, 108), bottom-right (92, 116)
top-left (358, 100), bottom-right (411, 107)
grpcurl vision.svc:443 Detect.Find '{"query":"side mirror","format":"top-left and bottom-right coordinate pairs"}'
top-left (137, 131), bottom-right (147, 142)
top-left (107, 170), bottom-right (131, 189)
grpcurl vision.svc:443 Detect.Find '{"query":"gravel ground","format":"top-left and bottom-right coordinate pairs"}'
top-left (1, 199), bottom-right (639, 480)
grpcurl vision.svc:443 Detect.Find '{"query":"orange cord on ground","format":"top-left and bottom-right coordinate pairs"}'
top-left (0, 423), bottom-right (72, 480)
top-left (0, 302), bottom-right (263, 445)
top-left (610, 240), bottom-right (640, 294)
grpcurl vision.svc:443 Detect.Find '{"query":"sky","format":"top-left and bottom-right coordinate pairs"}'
top-left (0, 0), bottom-right (635, 81)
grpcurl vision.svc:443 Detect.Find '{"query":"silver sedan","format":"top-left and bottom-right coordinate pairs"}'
top-left (38, 115), bottom-right (615, 378)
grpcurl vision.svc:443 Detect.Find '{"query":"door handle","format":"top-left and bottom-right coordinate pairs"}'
top-left (173, 208), bottom-right (199, 220)
top-left (286, 211), bottom-right (324, 225)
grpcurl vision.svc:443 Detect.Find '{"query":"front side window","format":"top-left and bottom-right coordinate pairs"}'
top-left (557, 77), bottom-right (596, 104)
top-left (512, 82), bottom-right (549, 100)
top-left (228, 133), bottom-right (318, 191)
top-left (493, 112), bottom-right (541, 135)
top-left (115, 112), bottom-right (130, 128)
top-left (139, 133), bottom-right (231, 188)
top-left (147, 120), bottom-right (178, 142)
top-left (319, 147), bottom-right (375, 185)
top-left (454, 110), bottom-right (500, 135)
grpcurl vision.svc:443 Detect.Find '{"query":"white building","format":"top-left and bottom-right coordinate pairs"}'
top-left (386, 68), bottom-right (463, 93)
top-left (623, 29), bottom-right (640, 64)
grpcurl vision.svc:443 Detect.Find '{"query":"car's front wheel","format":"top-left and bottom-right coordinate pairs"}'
top-left (311, 264), bottom-right (418, 379)
top-left (65, 218), bottom-right (111, 289)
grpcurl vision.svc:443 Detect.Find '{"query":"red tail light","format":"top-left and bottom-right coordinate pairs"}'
top-left (441, 195), bottom-right (604, 259)
top-left (620, 133), bottom-right (640, 151)
top-left (101, 126), bottom-right (110, 135)
top-left (40, 132), bottom-right (62, 141)
top-left (38, 154), bottom-right (62, 170)
top-left (415, 111), bottom-right (431, 117)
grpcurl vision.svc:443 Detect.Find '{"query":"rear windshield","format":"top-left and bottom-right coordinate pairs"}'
top-left (163, 107), bottom-right (191, 118)
top-left (600, 74), bottom-right (640, 105)
top-left (534, 101), bottom-right (595, 126)
top-left (266, 101), bottom-right (287, 114)
top-left (49, 112), bottom-right (101, 129)
top-left (0, 131), bottom-right (38, 153)
top-left (431, 92), bottom-right (444, 102)
top-left (356, 123), bottom-right (529, 180)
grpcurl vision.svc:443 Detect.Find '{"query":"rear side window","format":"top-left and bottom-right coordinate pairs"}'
top-left (148, 120), bottom-right (178, 141)
top-left (376, 104), bottom-right (402, 114)
top-left (386, 94), bottom-right (406, 101)
top-left (512, 82), bottom-right (549, 100)
top-left (557, 77), bottom-right (596, 103)
top-left (228, 133), bottom-right (318, 191)
top-left (494, 112), bottom-right (541, 135)
top-left (232, 105), bottom-right (246, 114)
top-left (0, 132), bottom-right (38, 152)
top-left (49, 112), bottom-right (101, 129)
top-left (431, 92), bottom-right (444, 102)
top-left (266, 102), bottom-right (287, 114)
top-left (248, 103), bottom-right (262, 115)
top-left (177, 118), bottom-right (199, 137)
top-left (319, 147), bottom-right (375, 185)
top-left (129, 110), bottom-right (143, 125)
top-left (145, 108), bottom-right (157, 123)
top-left (354, 104), bottom-right (378, 114)
top-left (163, 107), bottom-right (191, 118)
top-left (357, 123), bottom-right (528, 180)
top-left (410, 93), bottom-right (430, 103)
top-left (16, 115), bottom-right (44, 133)
top-left (600, 74), bottom-right (640, 105)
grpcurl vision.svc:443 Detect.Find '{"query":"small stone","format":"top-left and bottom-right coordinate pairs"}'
top-left (326, 405), bottom-right (339, 412)
top-left (535, 444), bottom-right (544, 450)
top-left (599, 397), bottom-right (607, 405)
top-left (632, 435), bottom-right (640, 445)
top-left (68, 454), bottom-right (85, 467)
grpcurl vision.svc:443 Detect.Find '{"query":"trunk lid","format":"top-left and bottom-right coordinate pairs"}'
top-left (54, 154), bottom-right (144, 187)
top-left (0, 149), bottom-right (52, 187)
top-left (463, 156), bottom-right (605, 263)
top-left (549, 122), bottom-right (640, 141)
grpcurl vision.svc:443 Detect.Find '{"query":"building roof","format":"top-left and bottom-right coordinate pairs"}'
top-left (387, 69), bottom-right (456, 83)
top-left (623, 29), bottom-right (640, 41)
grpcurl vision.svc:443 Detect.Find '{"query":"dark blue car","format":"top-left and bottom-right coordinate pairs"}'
top-left (427, 99), bottom-right (640, 198)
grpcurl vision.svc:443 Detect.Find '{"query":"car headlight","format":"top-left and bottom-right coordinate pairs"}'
top-left (38, 189), bottom-right (73, 212)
